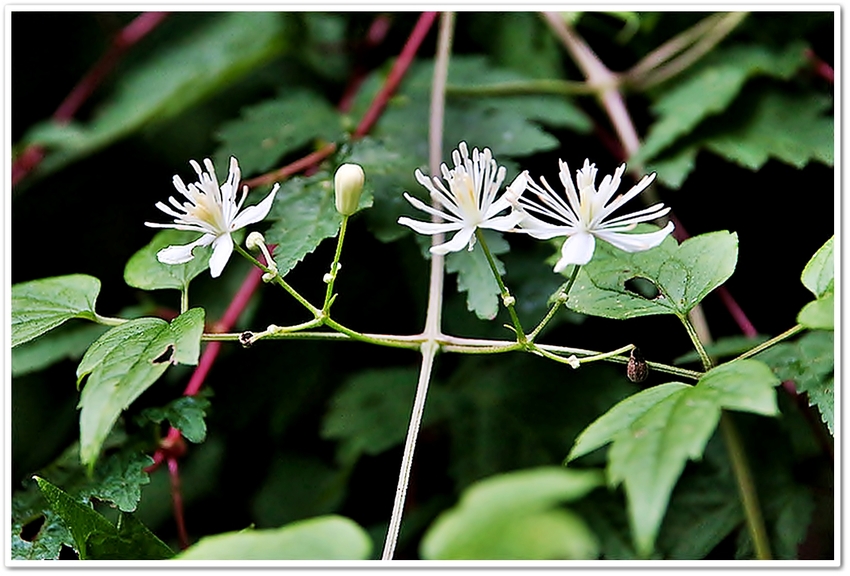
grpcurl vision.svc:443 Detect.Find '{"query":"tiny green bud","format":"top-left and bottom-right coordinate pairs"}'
top-left (246, 231), bottom-right (266, 252)
top-left (334, 163), bottom-right (365, 216)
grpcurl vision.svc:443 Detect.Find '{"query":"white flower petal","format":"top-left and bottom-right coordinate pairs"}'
top-left (481, 210), bottom-right (525, 232)
top-left (156, 234), bottom-right (215, 265)
top-left (594, 221), bottom-right (675, 254)
top-left (431, 227), bottom-right (476, 255)
top-left (555, 232), bottom-right (596, 271)
top-left (401, 192), bottom-right (460, 223)
top-left (398, 217), bottom-right (463, 236)
top-left (209, 233), bottom-right (234, 278)
top-left (230, 184), bottom-right (278, 230)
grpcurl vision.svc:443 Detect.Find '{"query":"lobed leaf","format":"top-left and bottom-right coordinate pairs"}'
top-left (139, 396), bottom-right (211, 444)
top-left (445, 232), bottom-right (509, 321)
top-left (76, 309), bottom-right (205, 467)
top-left (213, 90), bottom-right (342, 176)
top-left (567, 360), bottom-right (778, 556)
top-left (35, 477), bottom-right (172, 560)
top-left (420, 467), bottom-right (602, 560)
top-left (264, 171), bottom-right (372, 278)
top-left (637, 42), bottom-right (807, 163)
top-left (12, 274), bottom-right (101, 347)
top-left (566, 230), bottom-right (738, 320)
top-left (175, 515), bottom-right (372, 560)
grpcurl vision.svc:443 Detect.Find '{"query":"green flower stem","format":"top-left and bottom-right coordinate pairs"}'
top-left (93, 313), bottom-right (129, 326)
top-left (447, 78), bottom-right (596, 98)
top-left (733, 324), bottom-right (805, 362)
top-left (528, 264), bottom-right (581, 341)
top-left (680, 315), bottom-right (772, 560)
top-left (323, 216), bottom-right (349, 314)
top-left (233, 243), bottom-right (321, 317)
top-left (475, 229), bottom-right (527, 345)
top-left (322, 317), bottom-right (422, 350)
top-left (720, 413), bottom-right (772, 560)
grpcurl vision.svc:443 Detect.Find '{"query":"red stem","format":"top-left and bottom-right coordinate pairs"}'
top-left (353, 12), bottom-right (438, 138)
top-left (12, 12), bottom-right (168, 187)
top-left (804, 48), bottom-right (834, 84)
top-left (168, 457), bottom-right (190, 550)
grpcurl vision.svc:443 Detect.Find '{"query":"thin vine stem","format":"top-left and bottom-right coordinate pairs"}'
top-left (732, 324), bottom-right (806, 362)
top-left (382, 11), bottom-right (454, 561)
top-left (528, 264), bottom-right (580, 340)
top-left (323, 215), bottom-right (349, 314)
top-left (233, 243), bottom-right (320, 317)
top-left (475, 229), bottom-right (527, 345)
top-left (680, 315), bottom-right (772, 560)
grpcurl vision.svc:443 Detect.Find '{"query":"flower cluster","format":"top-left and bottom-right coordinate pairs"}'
top-left (399, 142), bottom-right (674, 271)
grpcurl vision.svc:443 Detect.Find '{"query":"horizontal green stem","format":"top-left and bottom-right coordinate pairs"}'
top-left (732, 324), bottom-right (805, 362)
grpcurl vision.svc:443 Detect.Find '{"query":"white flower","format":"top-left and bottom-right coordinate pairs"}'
top-left (397, 142), bottom-right (528, 255)
top-left (512, 159), bottom-right (674, 272)
top-left (145, 157), bottom-right (279, 278)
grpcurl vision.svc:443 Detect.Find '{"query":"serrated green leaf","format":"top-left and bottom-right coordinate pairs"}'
top-left (421, 467), bottom-right (601, 560)
top-left (757, 331), bottom-right (834, 434)
top-left (140, 396), bottom-right (211, 444)
top-left (86, 451), bottom-right (154, 513)
top-left (11, 506), bottom-right (74, 560)
top-left (124, 230), bottom-right (212, 291)
top-left (637, 42), bottom-right (807, 163)
top-left (704, 90), bottom-right (833, 171)
top-left (445, 232), bottom-right (509, 321)
top-left (214, 91), bottom-right (341, 176)
top-left (35, 476), bottom-right (115, 560)
top-left (567, 360), bottom-right (778, 556)
top-left (321, 367), bottom-right (436, 466)
top-left (86, 512), bottom-right (174, 560)
top-left (35, 477), bottom-right (172, 560)
top-left (76, 309), bottom-right (205, 467)
top-left (175, 515), bottom-right (372, 560)
top-left (264, 171), bottom-right (372, 277)
top-left (647, 146), bottom-right (699, 189)
top-left (12, 274), bottom-right (101, 347)
top-left (25, 13), bottom-right (292, 179)
top-left (566, 230), bottom-right (738, 320)
top-left (801, 236), bottom-right (834, 297)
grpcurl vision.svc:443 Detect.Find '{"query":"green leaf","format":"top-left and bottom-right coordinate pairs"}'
top-left (35, 476), bottom-right (115, 560)
top-left (174, 515), bottom-right (372, 560)
top-left (25, 13), bottom-right (292, 179)
top-left (637, 42), bottom-right (807, 163)
top-left (214, 90), bottom-right (342, 176)
top-left (264, 171), bottom-right (372, 277)
top-left (85, 451), bottom-right (154, 513)
top-left (647, 146), bottom-right (698, 189)
top-left (445, 232), bottom-right (509, 320)
top-left (86, 512), bottom-right (174, 560)
top-left (566, 230), bottom-right (738, 320)
top-left (801, 236), bottom-right (834, 297)
top-left (321, 367), bottom-right (441, 466)
top-left (798, 294), bottom-right (834, 330)
top-left (567, 360), bottom-right (779, 556)
top-left (420, 467), bottom-right (602, 560)
top-left (124, 230), bottom-right (212, 291)
top-left (35, 477), bottom-right (172, 560)
top-left (76, 309), bottom-right (205, 467)
top-left (797, 236), bottom-right (834, 330)
top-left (757, 331), bottom-right (834, 434)
top-left (704, 90), bottom-right (833, 171)
top-left (12, 274), bottom-right (101, 347)
top-left (12, 322), bottom-right (109, 376)
top-left (140, 395), bottom-right (211, 444)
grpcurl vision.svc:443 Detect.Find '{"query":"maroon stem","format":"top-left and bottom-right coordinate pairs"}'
top-left (167, 457), bottom-right (190, 550)
top-left (12, 12), bottom-right (169, 187)
top-left (353, 12), bottom-right (438, 138)
top-left (805, 48), bottom-right (834, 84)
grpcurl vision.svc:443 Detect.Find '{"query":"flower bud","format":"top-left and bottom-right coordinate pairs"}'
top-left (246, 231), bottom-right (266, 252)
top-left (334, 163), bottom-right (365, 216)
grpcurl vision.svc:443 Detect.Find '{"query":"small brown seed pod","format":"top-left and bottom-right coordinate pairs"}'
top-left (627, 347), bottom-right (649, 383)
